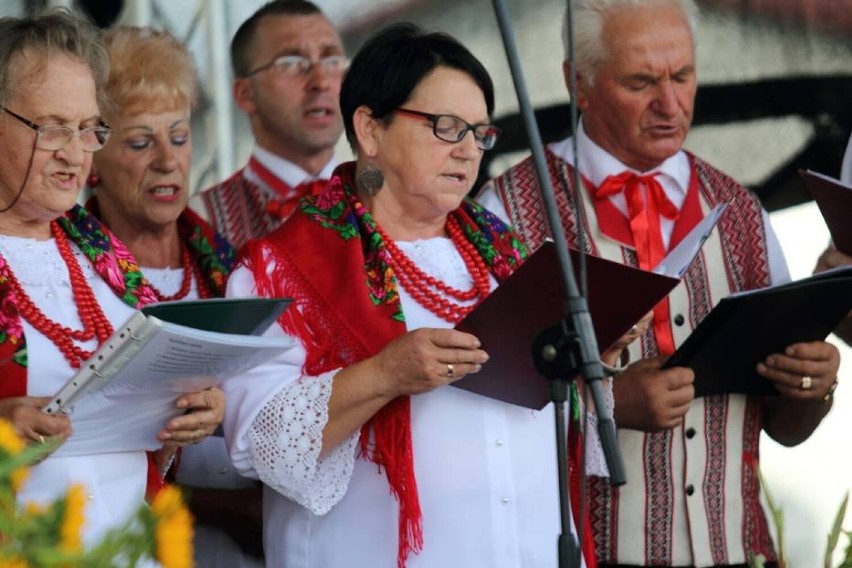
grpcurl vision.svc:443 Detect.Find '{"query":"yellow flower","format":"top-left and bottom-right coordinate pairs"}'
top-left (10, 467), bottom-right (29, 494)
top-left (150, 486), bottom-right (193, 568)
top-left (0, 419), bottom-right (25, 456)
top-left (0, 418), bottom-right (29, 493)
top-left (22, 501), bottom-right (44, 517)
top-left (59, 484), bottom-right (85, 553)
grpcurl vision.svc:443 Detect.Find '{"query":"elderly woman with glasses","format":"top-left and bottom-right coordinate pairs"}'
top-left (222, 23), bottom-right (607, 568)
top-left (0, 10), bottom-right (221, 546)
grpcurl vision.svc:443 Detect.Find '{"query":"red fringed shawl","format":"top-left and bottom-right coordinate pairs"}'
top-left (241, 162), bottom-right (527, 567)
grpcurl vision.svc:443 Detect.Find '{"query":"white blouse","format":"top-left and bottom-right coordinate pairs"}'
top-left (0, 234), bottom-right (147, 545)
top-left (223, 236), bottom-right (608, 568)
top-left (145, 266), bottom-right (261, 568)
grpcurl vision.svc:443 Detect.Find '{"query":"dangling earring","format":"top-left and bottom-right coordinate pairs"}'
top-left (86, 173), bottom-right (100, 188)
top-left (356, 159), bottom-right (384, 196)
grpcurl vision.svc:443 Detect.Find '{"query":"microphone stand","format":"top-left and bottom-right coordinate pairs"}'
top-left (490, 1), bottom-right (627, 567)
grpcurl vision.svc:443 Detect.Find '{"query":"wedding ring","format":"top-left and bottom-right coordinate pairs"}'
top-left (799, 376), bottom-right (813, 391)
top-left (446, 363), bottom-right (454, 378)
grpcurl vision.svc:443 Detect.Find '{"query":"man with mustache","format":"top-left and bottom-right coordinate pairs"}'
top-left (480, 0), bottom-right (840, 566)
top-left (191, 0), bottom-right (346, 249)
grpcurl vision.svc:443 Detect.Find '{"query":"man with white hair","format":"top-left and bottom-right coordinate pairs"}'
top-left (480, 0), bottom-right (840, 565)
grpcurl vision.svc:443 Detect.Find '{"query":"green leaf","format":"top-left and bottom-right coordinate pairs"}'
top-left (826, 492), bottom-right (849, 568)
top-left (757, 466), bottom-right (786, 565)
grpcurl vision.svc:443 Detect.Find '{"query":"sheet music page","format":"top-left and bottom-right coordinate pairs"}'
top-left (50, 317), bottom-right (294, 457)
top-left (654, 203), bottom-right (728, 278)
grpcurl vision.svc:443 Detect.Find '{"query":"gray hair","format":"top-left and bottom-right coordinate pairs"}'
top-left (0, 8), bottom-right (109, 111)
top-left (563, 0), bottom-right (698, 86)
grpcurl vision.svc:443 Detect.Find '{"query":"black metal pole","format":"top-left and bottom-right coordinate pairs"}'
top-left (489, 0), bottom-right (628, 564)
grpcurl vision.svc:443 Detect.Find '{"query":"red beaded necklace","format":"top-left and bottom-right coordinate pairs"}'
top-left (377, 216), bottom-right (491, 323)
top-left (145, 245), bottom-right (213, 302)
top-left (3, 221), bottom-right (115, 368)
top-left (148, 246), bottom-right (192, 302)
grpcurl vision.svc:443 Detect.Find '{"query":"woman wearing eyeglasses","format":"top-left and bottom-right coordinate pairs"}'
top-left (222, 24), bottom-right (607, 568)
top-left (0, 11), bottom-right (219, 547)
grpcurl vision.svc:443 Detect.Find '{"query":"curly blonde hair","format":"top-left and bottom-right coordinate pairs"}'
top-left (103, 26), bottom-right (198, 121)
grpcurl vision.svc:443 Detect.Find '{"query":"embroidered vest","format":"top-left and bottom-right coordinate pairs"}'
top-left (489, 149), bottom-right (776, 565)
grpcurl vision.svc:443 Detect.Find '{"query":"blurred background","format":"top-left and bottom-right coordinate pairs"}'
top-left (4, 0), bottom-right (852, 564)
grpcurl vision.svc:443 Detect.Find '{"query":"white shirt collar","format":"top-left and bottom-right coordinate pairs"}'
top-left (549, 119), bottom-right (691, 197)
top-left (252, 145), bottom-right (338, 187)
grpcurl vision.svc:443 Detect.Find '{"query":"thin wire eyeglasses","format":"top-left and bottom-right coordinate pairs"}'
top-left (3, 107), bottom-right (111, 152)
top-left (394, 108), bottom-right (501, 151)
top-left (245, 54), bottom-right (349, 78)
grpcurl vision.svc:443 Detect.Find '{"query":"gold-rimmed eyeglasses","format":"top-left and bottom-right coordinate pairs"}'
top-left (245, 54), bottom-right (349, 78)
top-left (395, 108), bottom-right (501, 151)
top-left (3, 107), bottom-right (111, 152)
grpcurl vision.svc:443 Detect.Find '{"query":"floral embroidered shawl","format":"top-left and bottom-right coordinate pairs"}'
top-left (242, 162), bottom-right (527, 567)
top-left (0, 205), bottom-right (162, 495)
top-left (0, 204), bottom-right (158, 398)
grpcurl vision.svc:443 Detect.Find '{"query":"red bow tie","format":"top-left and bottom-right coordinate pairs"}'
top-left (596, 171), bottom-right (681, 355)
top-left (595, 171), bottom-right (679, 271)
top-left (266, 179), bottom-right (328, 219)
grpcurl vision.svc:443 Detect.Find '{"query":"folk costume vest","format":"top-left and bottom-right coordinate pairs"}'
top-left (242, 162), bottom-right (527, 568)
top-left (197, 156), bottom-right (328, 250)
top-left (489, 148), bottom-right (776, 567)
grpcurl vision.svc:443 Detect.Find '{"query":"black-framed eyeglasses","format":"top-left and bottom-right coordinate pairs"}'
top-left (3, 107), bottom-right (111, 152)
top-left (245, 54), bottom-right (349, 78)
top-left (395, 108), bottom-right (501, 151)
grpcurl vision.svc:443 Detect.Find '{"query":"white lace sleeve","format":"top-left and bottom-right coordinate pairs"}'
top-left (246, 371), bottom-right (360, 515)
top-left (580, 376), bottom-right (613, 477)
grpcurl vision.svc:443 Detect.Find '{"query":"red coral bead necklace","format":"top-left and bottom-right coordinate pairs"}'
top-left (376, 215), bottom-right (491, 323)
top-left (146, 245), bottom-right (212, 301)
top-left (3, 221), bottom-right (115, 368)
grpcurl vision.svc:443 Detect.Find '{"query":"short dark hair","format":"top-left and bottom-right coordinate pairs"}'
top-left (231, 0), bottom-right (323, 78)
top-left (340, 23), bottom-right (495, 151)
top-left (0, 8), bottom-right (108, 110)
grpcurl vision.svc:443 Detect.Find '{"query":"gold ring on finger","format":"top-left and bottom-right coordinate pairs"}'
top-left (446, 363), bottom-right (454, 378)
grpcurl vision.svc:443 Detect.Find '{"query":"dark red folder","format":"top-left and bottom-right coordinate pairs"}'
top-left (801, 169), bottom-right (852, 255)
top-left (453, 241), bottom-right (679, 409)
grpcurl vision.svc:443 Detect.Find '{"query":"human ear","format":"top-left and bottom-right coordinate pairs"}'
top-left (233, 77), bottom-right (256, 114)
top-left (352, 105), bottom-right (381, 158)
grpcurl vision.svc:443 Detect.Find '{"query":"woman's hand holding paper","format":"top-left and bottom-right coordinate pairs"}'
top-left (158, 386), bottom-right (226, 447)
top-left (0, 396), bottom-right (71, 445)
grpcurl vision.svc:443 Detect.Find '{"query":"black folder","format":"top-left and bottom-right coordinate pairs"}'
top-left (142, 297), bottom-right (291, 336)
top-left (453, 241), bottom-right (679, 409)
top-left (665, 266), bottom-right (852, 397)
